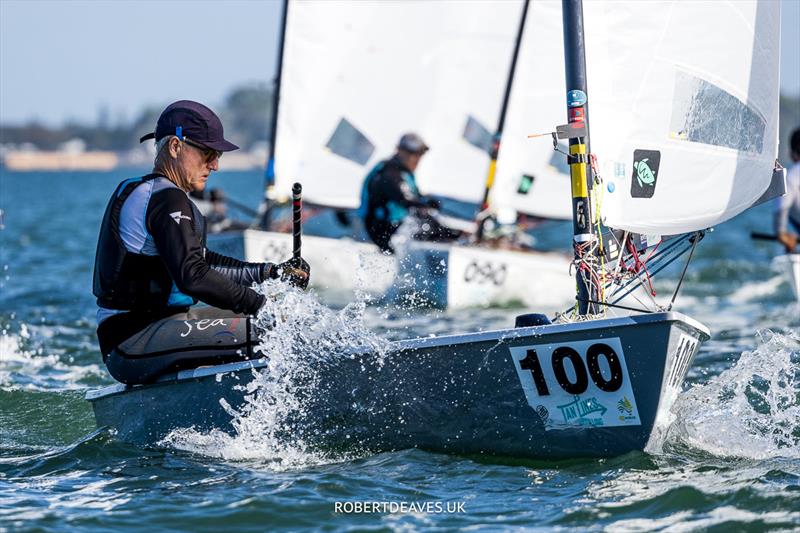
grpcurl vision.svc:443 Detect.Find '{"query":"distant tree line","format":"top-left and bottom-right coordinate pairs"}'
top-left (0, 83), bottom-right (274, 152)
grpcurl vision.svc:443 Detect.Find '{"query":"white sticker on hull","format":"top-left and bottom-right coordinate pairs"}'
top-left (463, 260), bottom-right (508, 286)
top-left (667, 333), bottom-right (698, 389)
top-left (509, 337), bottom-right (641, 430)
top-left (447, 250), bottom-right (512, 308)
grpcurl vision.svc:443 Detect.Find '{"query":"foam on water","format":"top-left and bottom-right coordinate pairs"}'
top-left (727, 273), bottom-right (786, 303)
top-left (0, 326), bottom-right (105, 391)
top-left (667, 330), bottom-right (800, 459)
top-left (161, 279), bottom-right (391, 469)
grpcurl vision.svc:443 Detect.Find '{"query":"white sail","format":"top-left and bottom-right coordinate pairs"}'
top-left (274, 0), bottom-right (520, 209)
top-left (490, 0), bottom-right (573, 221)
top-left (582, 0), bottom-right (780, 235)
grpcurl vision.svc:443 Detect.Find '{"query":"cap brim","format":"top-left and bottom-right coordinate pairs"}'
top-left (204, 139), bottom-right (239, 152)
top-left (398, 144), bottom-right (429, 154)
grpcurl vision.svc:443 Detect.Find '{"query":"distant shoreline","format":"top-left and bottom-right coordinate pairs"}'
top-left (1, 149), bottom-right (267, 172)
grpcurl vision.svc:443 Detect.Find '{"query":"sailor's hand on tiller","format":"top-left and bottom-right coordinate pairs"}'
top-left (271, 257), bottom-right (311, 289)
top-left (777, 231), bottom-right (798, 253)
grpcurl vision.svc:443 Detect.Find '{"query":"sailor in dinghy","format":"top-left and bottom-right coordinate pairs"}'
top-left (358, 132), bottom-right (463, 254)
top-left (770, 127), bottom-right (800, 300)
top-left (93, 100), bottom-right (310, 385)
top-left (773, 128), bottom-right (800, 253)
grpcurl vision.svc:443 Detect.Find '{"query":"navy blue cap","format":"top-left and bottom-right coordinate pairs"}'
top-left (139, 100), bottom-right (239, 152)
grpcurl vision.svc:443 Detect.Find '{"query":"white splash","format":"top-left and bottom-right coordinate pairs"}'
top-left (0, 328), bottom-right (105, 391)
top-left (667, 330), bottom-right (800, 459)
top-left (160, 279), bottom-right (391, 469)
top-left (354, 247), bottom-right (396, 303)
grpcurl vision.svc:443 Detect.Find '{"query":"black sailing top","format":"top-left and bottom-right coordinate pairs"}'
top-left (92, 174), bottom-right (271, 353)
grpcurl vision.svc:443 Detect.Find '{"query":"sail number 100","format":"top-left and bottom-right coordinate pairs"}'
top-left (519, 343), bottom-right (624, 396)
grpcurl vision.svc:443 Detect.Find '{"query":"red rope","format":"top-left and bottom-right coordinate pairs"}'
top-left (627, 239), bottom-right (656, 296)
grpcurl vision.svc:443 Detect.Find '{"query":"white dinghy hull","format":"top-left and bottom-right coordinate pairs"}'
top-left (394, 241), bottom-right (574, 309)
top-left (86, 312), bottom-right (708, 459)
top-left (210, 230), bottom-right (574, 309)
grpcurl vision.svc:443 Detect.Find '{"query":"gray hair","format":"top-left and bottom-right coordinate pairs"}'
top-left (155, 135), bottom-right (176, 156)
top-left (153, 135), bottom-right (180, 169)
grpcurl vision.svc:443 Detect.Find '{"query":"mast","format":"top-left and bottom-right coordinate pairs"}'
top-left (562, 0), bottom-right (598, 316)
top-left (475, 0), bottom-right (530, 241)
top-left (260, 0), bottom-right (289, 230)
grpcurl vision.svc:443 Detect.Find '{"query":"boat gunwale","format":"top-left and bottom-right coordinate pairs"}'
top-left (85, 311), bottom-right (709, 402)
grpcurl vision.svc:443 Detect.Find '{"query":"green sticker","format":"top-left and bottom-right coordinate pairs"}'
top-left (630, 149), bottom-right (661, 198)
top-left (518, 174), bottom-right (534, 194)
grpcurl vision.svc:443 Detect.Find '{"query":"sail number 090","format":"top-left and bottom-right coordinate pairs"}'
top-left (519, 343), bottom-right (624, 396)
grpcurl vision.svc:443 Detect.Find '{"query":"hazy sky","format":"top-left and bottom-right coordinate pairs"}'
top-left (0, 0), bottom-right (283, 126)
top-left (1, 0), bottom-right (798, 127)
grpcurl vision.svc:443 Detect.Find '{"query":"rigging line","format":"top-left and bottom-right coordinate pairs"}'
top-left (635, 247), bottom-right (682, 276)
top-left (639, 240), bottom-right (694, 279)
top-left (649, 239), bottom-right (685, 269)
top-left (627, 289), bottom-right (658, 312)
top-left (591, 186), bottom-right (606, 309)
top-left (607, 230), bottom-right (629, 285)
top-left (667, 230), bottom-right (703, 311)
top-left (612, 247), bottom-right (688, 302)
top-left (575, 298), bottom-right (655, 314)
top-left (627, 238), bottom-right (656, 296)
top-left (634, 269), bottom-right (661, 306)
top-left (644, 237), bottom-right (687, 267)
top-left (607, 264), bottom-right (659, 309)
top-left (601, 231), bottom-right (696, 306)
top-left (644, 239), bottom-right (662, 263)
top-left (605, 237), bottom-right (690, 303)
top-left (604, 273), bottom-right (639, 301)
top-left (624, 234), bottom-right (689, 279)
top-left (609, 239), bottom-right (694, 305)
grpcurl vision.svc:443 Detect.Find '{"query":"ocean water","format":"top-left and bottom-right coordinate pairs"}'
top-left (1, 170), bottom-right (798, 532)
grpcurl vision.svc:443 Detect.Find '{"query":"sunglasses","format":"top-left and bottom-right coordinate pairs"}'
top-left (183, 137), bottom-right (223, 164)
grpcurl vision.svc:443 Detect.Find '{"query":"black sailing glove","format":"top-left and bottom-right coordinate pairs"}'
top-left (270, 257), bottom-right (311, 290)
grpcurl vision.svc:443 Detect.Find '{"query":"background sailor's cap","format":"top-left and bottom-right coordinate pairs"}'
top-left (397, 132), bottom-right (429, 154)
